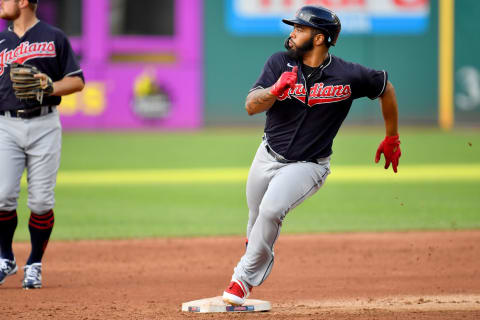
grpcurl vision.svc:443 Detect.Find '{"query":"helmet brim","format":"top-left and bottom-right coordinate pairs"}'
top-left (282, 18), bottom-right (318, 29)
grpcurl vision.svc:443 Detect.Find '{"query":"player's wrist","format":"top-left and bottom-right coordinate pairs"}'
top-left (50, 82), bottom-right (57, 96)
top-left (266, 90), bottom-right (276, 99)
top-left (384, 135), bottom-right (400, 144)
top-left (269, 84), bottom-right (283, 98)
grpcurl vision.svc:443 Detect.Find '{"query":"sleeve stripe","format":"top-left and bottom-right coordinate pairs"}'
top-left (65, 69), bottom-right (83, 77)
top-left (373, 70), bottom-right (387, 99)
top-left (249, 85), bottom-right (264, 93)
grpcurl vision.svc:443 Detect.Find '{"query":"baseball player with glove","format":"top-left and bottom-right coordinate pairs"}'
top-left (0, 0), bottom-right (84, 289)
top-left (223, 5), bottom-right (401, 305)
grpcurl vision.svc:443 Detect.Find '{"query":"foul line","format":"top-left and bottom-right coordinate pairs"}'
top-left (19, 164), bottom-right (480, 186)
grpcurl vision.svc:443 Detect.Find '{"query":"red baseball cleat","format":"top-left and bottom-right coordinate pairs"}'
top-left (222, 279), bottom-right (252, 306)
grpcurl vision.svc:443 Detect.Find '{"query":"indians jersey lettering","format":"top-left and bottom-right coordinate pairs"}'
top-left (278, 82), bottom-right (352, 106)
top-left (0, 41), bottom-right (56, 76)
top-left (251, 51), bottom-right (387, 160)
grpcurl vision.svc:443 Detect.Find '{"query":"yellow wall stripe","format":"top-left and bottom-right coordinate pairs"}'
top-left (438, 0), bottom-right (455, 130)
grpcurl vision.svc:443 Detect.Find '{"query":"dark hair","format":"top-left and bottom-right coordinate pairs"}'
top-left (311, 28), bottom-right (331, 48)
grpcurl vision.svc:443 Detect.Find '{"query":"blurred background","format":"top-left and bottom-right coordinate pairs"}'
top-left (1, 0), bottom-right (476, 129)
top-left (6, 0), bottom-right (480, 240)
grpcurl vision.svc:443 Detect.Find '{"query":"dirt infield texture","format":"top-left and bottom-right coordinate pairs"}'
top-left (1, 230), bottom-right (479, 320)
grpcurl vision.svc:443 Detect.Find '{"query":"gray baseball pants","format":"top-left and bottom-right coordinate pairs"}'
top-left (232, 140), bottom-right (330, 286)
top-left (0, 108), bottom-right (61, 215)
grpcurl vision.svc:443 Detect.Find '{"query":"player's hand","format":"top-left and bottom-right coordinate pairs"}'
top-left (270, 66), bottom-right (298, 98)
top-left (375, 135), bottom-right (401, 173)
top-left (34, 73), bottom-right (54, 93)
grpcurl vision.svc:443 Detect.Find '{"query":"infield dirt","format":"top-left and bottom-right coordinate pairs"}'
top-left (1, 231), bottom-right (479, 319)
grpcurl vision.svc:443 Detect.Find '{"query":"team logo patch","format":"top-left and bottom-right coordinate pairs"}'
top-left (0, 41), bottom-right (56, 76)
top-left (278, 82), bottom-right (351, 107)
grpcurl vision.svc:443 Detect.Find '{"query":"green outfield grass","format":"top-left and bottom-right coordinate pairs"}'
top-left (12, 127), bottom-right (480, 241)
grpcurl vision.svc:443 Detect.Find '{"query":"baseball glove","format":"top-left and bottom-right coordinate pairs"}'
top-left (10, 63), bottom-right (54, 103)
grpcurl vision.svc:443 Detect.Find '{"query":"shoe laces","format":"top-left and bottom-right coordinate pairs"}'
top-left (0, 259), bottom-right (12, 273)
top-left (24, 264), bottom-right (41, 281)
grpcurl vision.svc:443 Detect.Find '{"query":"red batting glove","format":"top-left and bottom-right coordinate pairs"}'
top-left (270, 66), bottom-right (298, 97)
top-left (375, 135), bottom-right (401, 173)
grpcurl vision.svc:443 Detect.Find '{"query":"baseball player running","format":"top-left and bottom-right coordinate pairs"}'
top-left (0, 0), bottom-right (84, 289)
top-left (223, 5), bottom-right (401, 306)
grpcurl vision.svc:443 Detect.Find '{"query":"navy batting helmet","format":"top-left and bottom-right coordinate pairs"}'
top-left (282, 6), bottom-right (341, 46)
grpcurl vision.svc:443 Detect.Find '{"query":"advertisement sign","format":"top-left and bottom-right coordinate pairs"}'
top-left (58, 64), bottom-right (202, 129)
top-left (226, 0), bottom-right (430, 35)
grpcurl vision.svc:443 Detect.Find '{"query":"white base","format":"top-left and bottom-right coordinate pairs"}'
top-left (181, 296), bottom-right (271, 313)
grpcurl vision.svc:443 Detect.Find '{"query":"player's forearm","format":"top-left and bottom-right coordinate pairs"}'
top-left (52, 76), bottom-right (85, 96)
top-left (379, 81), bottom-right (399, 136)
top-left (245, 88), bottom-right (277, 116)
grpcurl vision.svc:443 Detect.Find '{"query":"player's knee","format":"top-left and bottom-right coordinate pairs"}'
top-left (0, 193), bottom-right (18, 211)
top-left (28, 200), bottom-right (54, 215)
top-left (28, 189), bottom-right (55, 214)
top-left (259, 202), bottom-right (287, 223)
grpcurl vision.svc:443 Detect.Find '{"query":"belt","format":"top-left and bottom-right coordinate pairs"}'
top-left (265, 143), bottom-right (329, 165)
top-left (0, 106), bottom-right (55, 119)
top-left (265, 144), bottom-right (297, 163)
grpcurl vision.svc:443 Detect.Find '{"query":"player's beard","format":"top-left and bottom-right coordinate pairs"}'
top-left (285, 36), bottom-right (314, 60)
top-left (0, 5), bottom-right (21, 20)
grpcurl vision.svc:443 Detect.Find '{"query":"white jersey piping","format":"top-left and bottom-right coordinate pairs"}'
top-left (65, 69), bottom-right (83, 77)
top-left (373, 70), bottom-right (387, 99)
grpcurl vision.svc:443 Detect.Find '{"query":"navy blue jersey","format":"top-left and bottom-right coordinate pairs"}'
top-left (251, 51), bottom-right (387, 160)
top-left (0, 21), bottom-right (84, 111)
